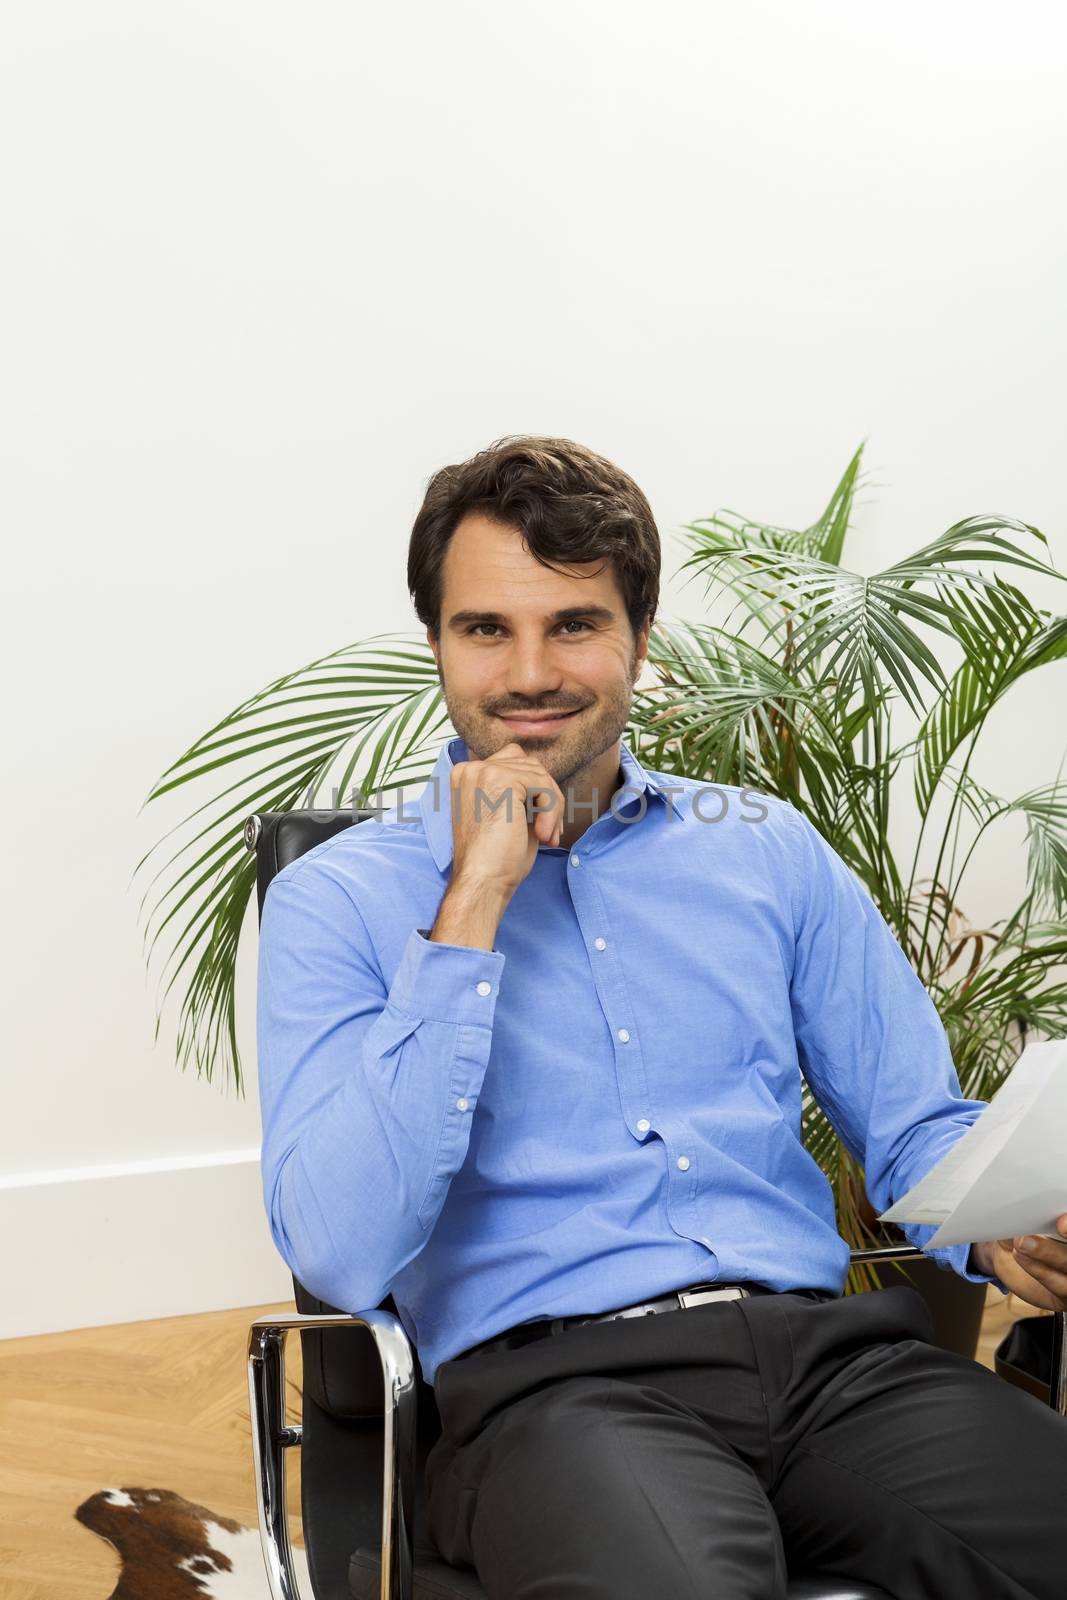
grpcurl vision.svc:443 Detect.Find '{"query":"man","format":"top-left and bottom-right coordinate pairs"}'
top-left (256, 435), bottom-right (1067, 1599)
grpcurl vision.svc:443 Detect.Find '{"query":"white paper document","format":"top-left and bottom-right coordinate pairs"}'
top-left (877, 1039), bottom-right (1067, 1247)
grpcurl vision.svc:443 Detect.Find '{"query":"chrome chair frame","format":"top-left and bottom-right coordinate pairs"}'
top-left (248, 1308), bottom-right (417, 1600)
top-left (245, 808), bottom-right (1067, 1600)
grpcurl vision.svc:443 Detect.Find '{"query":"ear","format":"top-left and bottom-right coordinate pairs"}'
top-left (633, 616), bottom-right (652, 680)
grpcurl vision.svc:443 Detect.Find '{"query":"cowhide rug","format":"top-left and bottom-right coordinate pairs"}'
top-left (75, 1486), bottom-right (310, 1597)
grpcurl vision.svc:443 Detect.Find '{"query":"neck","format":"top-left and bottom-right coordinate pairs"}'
top-left (554, 753), bottom-right (626, 851)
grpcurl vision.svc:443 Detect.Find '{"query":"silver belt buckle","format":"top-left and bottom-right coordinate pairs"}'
top-left (677, 1284), bottom-right (747, 1309)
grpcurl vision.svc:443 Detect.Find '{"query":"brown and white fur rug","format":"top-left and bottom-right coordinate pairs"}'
top-left (75, 1486), bottom-right (309, 1597)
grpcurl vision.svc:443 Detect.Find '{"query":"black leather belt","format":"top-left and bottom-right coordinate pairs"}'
top-left (453, 1281), bottom-right (837, 1362)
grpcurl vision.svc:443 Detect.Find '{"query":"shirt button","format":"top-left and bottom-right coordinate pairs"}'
top-left (677, 1155), bottom-right (691, 1171)
top-left (594, 937), bottom-right (606, 950)
top-left (636, 1118), bottom-right (651, 1132)
top-left (617, 1028), bottom-right (630, 1043)
top-left (570, 853), bottom-right (581, 866)
top-left (455, 1098), bottom-right (470, 1111)
top-left (476, 981), bottom-right (492, 996)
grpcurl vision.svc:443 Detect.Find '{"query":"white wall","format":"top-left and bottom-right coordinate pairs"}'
top-left (3, 0), bottom-right (1065, 1335)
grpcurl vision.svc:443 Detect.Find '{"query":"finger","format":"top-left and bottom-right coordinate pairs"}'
top-left (1012, 1232), bottom-right (1067, 1267)
top-left (465, 750), bottom-right (566, 833)
top-left (993, 1247), bottom-right (1065, 1311)
top-left (487, 764), bottom-right (566, 815)
top-left (535, 793), bottom-right (567, 843)
top-left (489, 745), bottom-right (559, 773)
top-left (455, 757), bottom-right (556, 803)
top-left (528, 783), bottom-right (566, 846)
top-left (532, 803), bottom-right (554, 843)
top-left (524, 774), bottom-right (567, 825)
top-left (1011, 1240), bottom-right (1067, 1302)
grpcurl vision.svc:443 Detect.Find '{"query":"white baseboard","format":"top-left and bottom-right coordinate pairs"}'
top-left (0, 1149), bottom-right (295, 1339)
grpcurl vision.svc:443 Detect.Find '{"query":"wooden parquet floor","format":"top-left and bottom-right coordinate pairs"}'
top-left (0, 1289), bottom-right (1048, 1599)
top-left (0, 1300), bottom-right (306, 1600)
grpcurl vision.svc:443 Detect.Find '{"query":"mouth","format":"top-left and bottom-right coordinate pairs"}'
top-left (496, 709), bottom-right (582, 734)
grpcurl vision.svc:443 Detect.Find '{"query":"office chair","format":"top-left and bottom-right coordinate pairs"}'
top-left (245, 807), bottom-right (1067, 1600)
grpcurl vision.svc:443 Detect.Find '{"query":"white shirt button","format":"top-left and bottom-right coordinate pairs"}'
top-left (636, 1118), bottom-right (651, 1132)
top-left (594, 937), bottom-right (607, 950)
top-left (570, 853), bottom-right (581, 866)
top-left (476, 981), bottom-right (492, 996)
top-left (455, 1098), bottom-right (469, 1111)
top-left (617, 1028), bottom-right (630, 1043)
top-left (677, 1155), bottom-right (691, 1171)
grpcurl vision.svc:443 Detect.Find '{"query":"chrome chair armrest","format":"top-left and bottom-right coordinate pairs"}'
top-left (247, 1308), bottom-right (418, 1600)
top-left (1053, 1314), bottom-right (1067, 1415)
top-left (847, 1243), bottom-right (923, 1264)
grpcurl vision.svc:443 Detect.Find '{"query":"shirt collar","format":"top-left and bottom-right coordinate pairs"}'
top-left (417, 733), bottom-right (685, 874)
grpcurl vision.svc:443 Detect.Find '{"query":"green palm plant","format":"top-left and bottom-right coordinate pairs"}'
top-left (135, 444), bottom-right (1067, 1288)
top-left (627, 446), bottom-right (1067, 1284)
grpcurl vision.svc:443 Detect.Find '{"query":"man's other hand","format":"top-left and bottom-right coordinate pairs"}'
top-left (970, 1214), bottom-right (1067, 1310)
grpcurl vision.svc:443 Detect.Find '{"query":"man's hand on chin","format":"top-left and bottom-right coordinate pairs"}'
top-left (968, 1213), bottom-right (1067, 1311)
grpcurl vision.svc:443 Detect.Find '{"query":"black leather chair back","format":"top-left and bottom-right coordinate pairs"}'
top-left (250, 808), bottom-right (444, 1434)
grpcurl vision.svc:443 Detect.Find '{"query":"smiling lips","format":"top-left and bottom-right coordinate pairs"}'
top-left (497, 709), bottom-right (581, 733)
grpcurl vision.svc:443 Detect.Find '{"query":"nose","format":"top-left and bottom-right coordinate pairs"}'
top-left (502, 636), bottom-right (566, 703)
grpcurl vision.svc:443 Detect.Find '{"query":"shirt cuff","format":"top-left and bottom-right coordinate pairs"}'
top-left (898, 1221), bottom-right (1009, 1295)
top-left (961, 1241), bottom-right (1011, 1295)
top-left (387, 925), bottom-right (505, 1025)
top-left (934, 1237), bottom-right (1010, 1295)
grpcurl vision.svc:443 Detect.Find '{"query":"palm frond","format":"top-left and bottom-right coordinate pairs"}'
top-left (134, 633), bottom-right (446, 1091)
top-left (913, 585), bottom-right (1065, 817)
top-left (677, 512), bottom-right (1060, 716)
top-left (679, 442), bottom-right (868, 567)
top-left (629, 620), bottom-right (818, 788)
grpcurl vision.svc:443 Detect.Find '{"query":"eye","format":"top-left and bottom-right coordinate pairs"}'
top-left (466, 619), bottom-right (593, 638)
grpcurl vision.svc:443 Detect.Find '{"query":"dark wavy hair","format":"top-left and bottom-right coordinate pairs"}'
top-left (408, 434), bottom-right (661, 642)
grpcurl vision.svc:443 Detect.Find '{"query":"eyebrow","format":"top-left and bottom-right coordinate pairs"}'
top-left (446, 604), bottom-right (617, 632)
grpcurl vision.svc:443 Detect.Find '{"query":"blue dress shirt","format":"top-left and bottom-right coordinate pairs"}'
top-left (256, 734), bottom-right (1004, 1385)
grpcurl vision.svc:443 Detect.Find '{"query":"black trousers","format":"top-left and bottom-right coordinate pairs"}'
top-left (424, 1285), bottom-right (1067, 1599)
